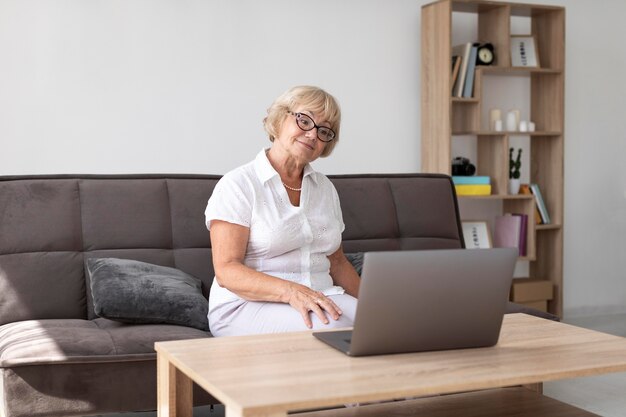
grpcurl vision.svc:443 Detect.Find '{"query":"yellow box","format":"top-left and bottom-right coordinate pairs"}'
top-left (510, 278), bottom-right (553, 303)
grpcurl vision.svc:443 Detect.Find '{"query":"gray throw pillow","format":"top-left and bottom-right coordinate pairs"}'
top-left (345, 252), bottom-right (364, 276)
top-left (85, 258), bottom-right (209, 331)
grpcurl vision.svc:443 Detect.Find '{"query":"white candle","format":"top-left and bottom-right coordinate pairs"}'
top-left (489, 108), bottom-right (501, 130)
top-left (519, 120), bottom-right (528, 132)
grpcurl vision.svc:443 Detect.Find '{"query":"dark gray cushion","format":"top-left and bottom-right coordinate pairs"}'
top-left (85, 258), bottom-right (209, 331)
top-left (345, 252), bottom-right (364, 276)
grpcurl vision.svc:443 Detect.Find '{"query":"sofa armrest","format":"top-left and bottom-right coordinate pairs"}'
top-left (506, 301), bottom-right (560, 321)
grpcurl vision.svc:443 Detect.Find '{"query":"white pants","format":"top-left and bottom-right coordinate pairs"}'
top-left (208, 294), bottom-right (358, 337)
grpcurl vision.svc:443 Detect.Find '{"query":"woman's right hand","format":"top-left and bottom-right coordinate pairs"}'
top-left (285, 283), bottom-right (343, 329)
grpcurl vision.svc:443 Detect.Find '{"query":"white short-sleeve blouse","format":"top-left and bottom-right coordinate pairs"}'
top-left (205, 149), bottom-right (346, 314)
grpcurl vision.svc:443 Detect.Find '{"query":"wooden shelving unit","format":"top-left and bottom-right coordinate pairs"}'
top-left (421, 0), bottom-right (565, 316)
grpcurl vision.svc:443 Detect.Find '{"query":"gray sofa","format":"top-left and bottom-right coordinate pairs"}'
top-left (0, 173), bottom-right (554, 417)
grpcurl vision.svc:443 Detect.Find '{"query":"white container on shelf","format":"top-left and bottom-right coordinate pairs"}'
top-left (506, 111), bottom-right (518, 131)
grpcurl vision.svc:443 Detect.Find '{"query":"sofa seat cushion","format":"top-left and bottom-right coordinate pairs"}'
top-left (0, 319), bottom-right (209, 368)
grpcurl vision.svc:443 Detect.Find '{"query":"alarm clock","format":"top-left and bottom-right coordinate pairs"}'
top-left (476, 43), bottom-right (495, 65)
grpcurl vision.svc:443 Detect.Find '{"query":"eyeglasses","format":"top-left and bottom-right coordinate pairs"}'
top-left (287, 111), bottom-right (336, 142)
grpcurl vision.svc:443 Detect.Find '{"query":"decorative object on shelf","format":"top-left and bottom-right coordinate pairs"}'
top-left (509, 147), bottom-right (522, 194)
top-left (451, 156), bottom-right (476, 176)
top-left (506, 110), bottom-right (518, 131)
top-left (476, 42), bottom-right (495, 65)
top-left (462, 221), bottom-right (492, 249)
top-left (528, 121), bottom-right (536, 132)
top-left (489, 108), bottom-right (502, 131)
top-left (494, 120), bottom-right (503, 131)
top-left (519, 120), bottom-right (529, 132)
top-left (513, 109), bottom-right (520, 126)
top-left (506, 111), bottom-right (517, 132)
top-left (510, 35), bottom-right (540, 67)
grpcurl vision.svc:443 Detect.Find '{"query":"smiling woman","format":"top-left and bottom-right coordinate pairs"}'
top-left (204, 85), bottom-right (360, 337)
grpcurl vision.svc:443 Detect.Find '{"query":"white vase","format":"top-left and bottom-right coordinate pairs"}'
top-left (509, 179), bottom-right (521, 195)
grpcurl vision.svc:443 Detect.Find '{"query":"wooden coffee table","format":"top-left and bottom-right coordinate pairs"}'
top-left (155, 314), bottom-right (626, 417)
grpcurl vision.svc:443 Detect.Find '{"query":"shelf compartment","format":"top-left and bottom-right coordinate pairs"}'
top-left (452, 101), bottom-right (480, 133)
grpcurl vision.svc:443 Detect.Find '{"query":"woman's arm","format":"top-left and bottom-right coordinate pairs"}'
top-left (328, 247), bottom-right (361, 298)
top-left (210, 220), bottom-right (342, 328)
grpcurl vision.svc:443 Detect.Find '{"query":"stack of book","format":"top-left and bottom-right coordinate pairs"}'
top-left (493, 213), bottom-right (528, 256)
top-left (453, 176), bottom-right (491, 196)
top-left (530, 183), bottom-right (551, 224)
top-left (451, 42), bottom-right (478, 98)
top-left (520, 183), bottom-right (551, 224)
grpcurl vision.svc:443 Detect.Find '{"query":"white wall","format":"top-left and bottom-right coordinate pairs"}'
top-left (1, 0), bottom-right (625, 318)
top-left (0, 0), bottom-right (420, 175)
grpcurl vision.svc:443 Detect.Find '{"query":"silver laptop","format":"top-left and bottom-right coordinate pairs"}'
top-left (313, 248), bottom-right (517, 356)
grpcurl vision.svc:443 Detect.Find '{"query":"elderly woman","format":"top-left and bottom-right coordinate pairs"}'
top-left (205, 85), bottom-right (360, 336)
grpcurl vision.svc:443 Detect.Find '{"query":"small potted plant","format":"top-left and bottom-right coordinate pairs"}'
top-left (509, 147), bottom-right (522, 194)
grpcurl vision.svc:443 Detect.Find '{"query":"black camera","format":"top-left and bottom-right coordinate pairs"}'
top-left (451, 157), bottom-right (476, 176)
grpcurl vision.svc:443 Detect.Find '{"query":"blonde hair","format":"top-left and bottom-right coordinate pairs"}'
top-left (263, 85), bottom-right (341, 157)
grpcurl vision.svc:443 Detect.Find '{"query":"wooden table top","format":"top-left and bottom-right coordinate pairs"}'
top-left (155, 314), bottom-right (626, 415)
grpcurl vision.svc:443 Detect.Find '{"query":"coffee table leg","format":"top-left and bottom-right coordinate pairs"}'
top-left (157, 353), bottom-right (193, 417)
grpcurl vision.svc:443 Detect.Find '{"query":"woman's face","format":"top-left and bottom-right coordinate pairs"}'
top-left (274, 108), bottom-right (329, 164)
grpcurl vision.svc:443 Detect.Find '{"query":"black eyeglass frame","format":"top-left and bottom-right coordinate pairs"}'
top-left (287, 111), bottom-right (336, 142)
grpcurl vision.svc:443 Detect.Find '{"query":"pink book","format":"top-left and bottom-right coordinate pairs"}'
top-left (512, 213), bottom-right (528, 256)
top-left (493, 215), bottom-right (522, 252)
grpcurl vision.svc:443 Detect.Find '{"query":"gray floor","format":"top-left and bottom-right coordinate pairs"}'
top-left (95, 313), bottom-right (626, 417)
top-left (543, 313), bottom-right (626, 417)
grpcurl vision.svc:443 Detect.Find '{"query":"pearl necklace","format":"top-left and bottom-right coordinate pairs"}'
top-left (282, 182), bottom-right (302, 192)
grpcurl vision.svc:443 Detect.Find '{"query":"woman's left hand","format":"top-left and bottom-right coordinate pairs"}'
top-left (284, 283), bottom-right (343, 329)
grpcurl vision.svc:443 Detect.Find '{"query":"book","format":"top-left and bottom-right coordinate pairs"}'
top-left (452, 176), bottom-right (490, 185)
top-left (519, 184), bottom-right (542, 224)
top-left (494, 214), bottom-right (522, 252)
top-left (451, 43), bottom-right (472, 97)
top-left (512, 213), bottom-right (528, 256)
top-left (530, 184), bottom-right (551, 224)
top-left (454, 184), bottom-right (491, 196)
top-left (451, 56), bottom-right (462, 95)
top-left (462, 44), bottom-right (479, 98)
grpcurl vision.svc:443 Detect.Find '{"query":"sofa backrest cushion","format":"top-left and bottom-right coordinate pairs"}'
top-left (0, 175), bottom-right (219, 324)
top-left (330, 174), bottom-right (463, 253)
top-left (0, 173), bottom-right (462, 326)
